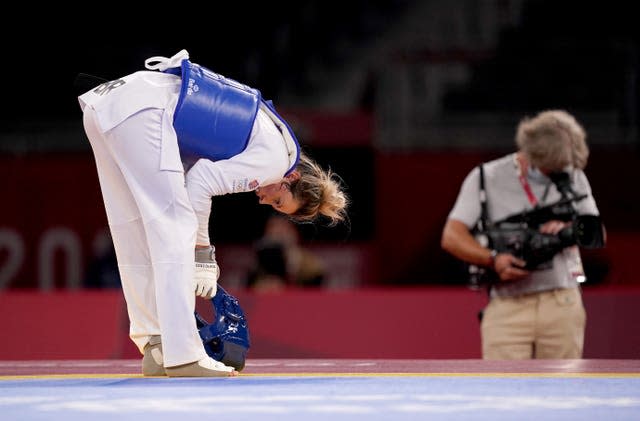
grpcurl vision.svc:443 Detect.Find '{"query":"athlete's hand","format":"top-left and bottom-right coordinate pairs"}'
top-left (194, 246), bottom-right (219, 299)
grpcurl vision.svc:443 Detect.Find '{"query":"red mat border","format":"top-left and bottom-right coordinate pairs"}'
top-left (1, 359), bottom-right (638, 376)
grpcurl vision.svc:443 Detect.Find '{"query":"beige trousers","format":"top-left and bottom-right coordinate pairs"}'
top-left (481, 287), bottom-right (586, 359)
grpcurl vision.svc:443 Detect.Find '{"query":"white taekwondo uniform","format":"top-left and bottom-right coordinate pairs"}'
top-left (79, 67), bottom-right (295, 366)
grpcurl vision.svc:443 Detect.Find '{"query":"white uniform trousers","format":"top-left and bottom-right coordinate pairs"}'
top-left (83, 106), bottom-right (207, 367)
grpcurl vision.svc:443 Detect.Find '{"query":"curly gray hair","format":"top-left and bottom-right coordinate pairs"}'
top-left (516, 110), bottom-right (589, 171)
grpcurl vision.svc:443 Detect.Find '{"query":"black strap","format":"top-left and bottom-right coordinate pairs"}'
top-left (478, 164), bottom-right (490, 231)
top-left (73, 73), bottom-right (109, 95)
top-left (474, 163), bottom-right (495, 296)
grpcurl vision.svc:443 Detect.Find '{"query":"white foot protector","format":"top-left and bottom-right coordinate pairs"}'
top-left (165, 357), bottom-right (238, 377)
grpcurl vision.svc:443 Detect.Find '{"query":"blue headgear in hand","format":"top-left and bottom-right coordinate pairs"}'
top-left (195, 286), bottom-right (250, 371)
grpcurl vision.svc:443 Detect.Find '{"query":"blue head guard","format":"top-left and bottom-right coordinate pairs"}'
top-left (195, 286), bottom-right (250, 371)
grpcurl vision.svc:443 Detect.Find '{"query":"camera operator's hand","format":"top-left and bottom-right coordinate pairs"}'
top-left (538, 220), bottom-right (570, 235)
top-left (494, 253), bottom-right (529, 282)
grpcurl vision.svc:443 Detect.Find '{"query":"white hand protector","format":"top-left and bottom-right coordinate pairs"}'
top-left (194, 246), bottom-right (220, 299)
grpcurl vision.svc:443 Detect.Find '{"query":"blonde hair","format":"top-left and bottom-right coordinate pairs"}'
top-left (288, 152), bottom-right (349, 226)
top-left (515, 110), bottom-right (589, 170)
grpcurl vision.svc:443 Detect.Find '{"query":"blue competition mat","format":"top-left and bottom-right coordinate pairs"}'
top-left (1, 375), bottom-right (639, 421)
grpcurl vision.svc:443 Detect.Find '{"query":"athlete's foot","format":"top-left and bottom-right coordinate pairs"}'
top-left (141, 336), bottom-right (166, 376)
top-left (165, 357), bottom-right (238, 377)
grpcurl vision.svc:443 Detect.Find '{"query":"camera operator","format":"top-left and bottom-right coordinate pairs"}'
top-left (441, 110), bottom-right (604, 359)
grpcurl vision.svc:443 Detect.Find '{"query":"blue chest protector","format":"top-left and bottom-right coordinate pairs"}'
top-left (168, 59), bottom-right (301, 173)
top-left (169, 60), bottom-right (261, 164)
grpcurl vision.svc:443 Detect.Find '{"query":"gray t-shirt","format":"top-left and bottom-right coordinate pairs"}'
top-left (448, 153), bottom-right (600, 297)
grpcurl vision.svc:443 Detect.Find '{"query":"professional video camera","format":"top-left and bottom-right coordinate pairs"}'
top-left (469, 170), bottom-right (605, 288)
top-left (487, 212), bottom-right (604, 270)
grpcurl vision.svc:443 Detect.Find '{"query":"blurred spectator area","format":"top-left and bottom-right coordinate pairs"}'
top-left (1, 0), bottom-right (639, 289)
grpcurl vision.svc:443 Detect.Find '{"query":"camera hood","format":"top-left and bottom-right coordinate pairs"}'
top-left (573, 214), bottom-right (605, 248)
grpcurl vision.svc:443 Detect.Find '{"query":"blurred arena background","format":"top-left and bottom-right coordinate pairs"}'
top-left (0, 0), bottom-right (639, 359)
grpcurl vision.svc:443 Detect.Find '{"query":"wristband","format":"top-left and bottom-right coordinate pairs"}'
top-left (488, 249), bottom-right (498, 268)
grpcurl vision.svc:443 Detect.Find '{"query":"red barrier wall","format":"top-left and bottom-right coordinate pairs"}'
top-left (0, 290), bottom-right (128, 359)
top-left (1, 286), bottom-right (638, 360)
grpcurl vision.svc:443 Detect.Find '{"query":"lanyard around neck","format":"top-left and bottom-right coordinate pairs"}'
top-left (514, 153), bottom-right (539, 207)
top-left (518, 173), bottom-right (538, 206)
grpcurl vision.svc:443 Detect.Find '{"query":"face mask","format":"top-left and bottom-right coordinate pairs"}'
top-left (529, 164), bottom-right (574, 181)
top-left (528, 166), bottom-right (547, 182)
